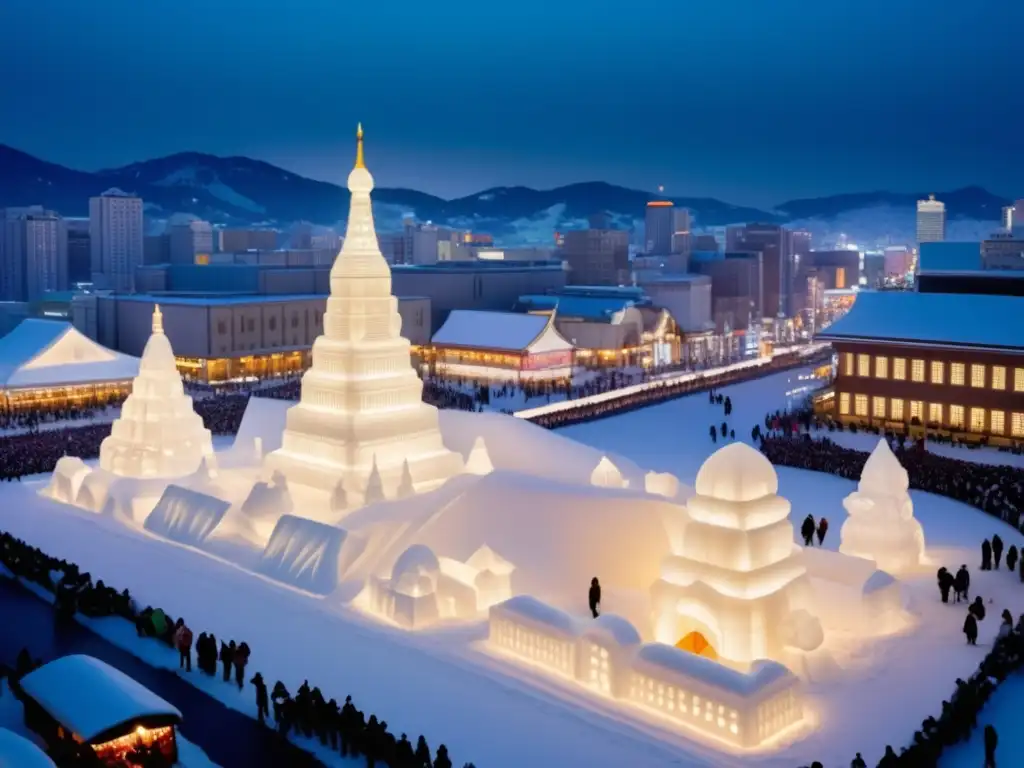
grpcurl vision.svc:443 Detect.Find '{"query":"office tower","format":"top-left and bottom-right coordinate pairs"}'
top-left (66, 218), bottom-right (91, 283)
top-left (0, 209), bottom-right (68, 301)
top-left (89, 189), bottom-right (144, 291)
top-left (792, 229), bottom-right (812, 257)
top-left (168, 219), bottom-right (214, 265)
top-left (562, 223), bottom-right (630, 286)
top-left (916, 195), bottom-right (946, 243)
top-left (644, 201), bottom-right (674, 255)
top-left (733, 224), bottom-right (796, 319)
top-left (1002, 204), bottom-right (1014, 231)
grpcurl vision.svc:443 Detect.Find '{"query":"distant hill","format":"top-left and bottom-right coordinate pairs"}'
top-left (0, 144), bottom-right (1010, 244)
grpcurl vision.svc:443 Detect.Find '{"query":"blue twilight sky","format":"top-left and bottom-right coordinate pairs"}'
top-left (1, 0), bottom-right (1021, 206)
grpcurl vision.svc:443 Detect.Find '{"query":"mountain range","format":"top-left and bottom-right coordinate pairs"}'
top-left (0, 143), bottom-right (1010, 244)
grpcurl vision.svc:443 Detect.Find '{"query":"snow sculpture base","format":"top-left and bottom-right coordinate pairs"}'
top-left (840, 439), bottom-right (925, 575)
top-left (803, 549), bottom-right (909, 636)
top-left (144, 486), bottom-right (231, 547)
top-left (488, 596), bottom-right (805, 748)
top-left (44, 456), bottom-right (91, 504)
top-left (257, 515), bottom-right (367, 595)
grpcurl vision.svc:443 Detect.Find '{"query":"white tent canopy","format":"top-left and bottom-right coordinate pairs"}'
top-left (18, 655), bottom-right (182, 743)
top-left (0, 729), bottom-right (56, 768)
top-left (0, 319), bottom-right (140, 390)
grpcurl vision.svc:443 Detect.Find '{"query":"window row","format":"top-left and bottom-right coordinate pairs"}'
top-left (842, 353), bottom-right (1022, 391)
top-left (839, 393), bottom-right (1024, 436)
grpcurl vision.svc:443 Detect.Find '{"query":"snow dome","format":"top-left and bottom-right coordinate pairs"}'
top-left (839, 439), bottom-right (925, 574)
top-left (651, 443), bottom-right (822, 667)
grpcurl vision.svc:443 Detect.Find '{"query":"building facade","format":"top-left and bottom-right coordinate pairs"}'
top-left (562, 228), bottom-right (629, 286)
top-left (89, 189), bottom-right (144, 291)
top-left (1, 209), bottom-right (68, 301)
top-left (916, 195), bottom-right (946, 244)
top-left (168, 220), bottom-right (214, 265)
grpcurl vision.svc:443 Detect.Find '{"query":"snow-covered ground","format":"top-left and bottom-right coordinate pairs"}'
top-left (1, 366), bottom-right (1021, 768)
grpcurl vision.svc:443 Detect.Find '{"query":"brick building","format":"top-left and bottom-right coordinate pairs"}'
top-left (816, 291), bottom-right (1024, 444)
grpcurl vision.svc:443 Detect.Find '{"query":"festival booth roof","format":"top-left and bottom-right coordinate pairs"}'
top-left (0, 728), bottom-right (56, 768)
top-left (0, 320), bottom-right (140, 390)
top-left (431, 310), bottom-right (574, 354)
top-left (18, 655), bottom-right (182, 744)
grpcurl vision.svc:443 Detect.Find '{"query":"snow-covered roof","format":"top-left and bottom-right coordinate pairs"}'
top-left (432, 310), bottom-right (574, 353)
top-left (517, 294), bottom-right (644, 322)
top-left (695, 443), bottom-right (779, 503)
top-left (634, 645), bottom-right (796, 697)
top-left (583, 614), bottom-right (642, 646)
top-left (0, 729), bottom-right (56, 768)
top-left (19, 655), bottom-right (182, 743)
top-left (0, 319), bottom-right (140, 390)
top-left (816, 291), bottom-right (1024, 352)
top-left (492, 595), bottom-right (579, 636)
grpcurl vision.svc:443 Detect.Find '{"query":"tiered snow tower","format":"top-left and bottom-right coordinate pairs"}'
top-left (99, 305), bottom-right (214, 478)
top-left (264, 125), bottom-right (463, 502)
top-left (651, 443), bottom-right (821, 667)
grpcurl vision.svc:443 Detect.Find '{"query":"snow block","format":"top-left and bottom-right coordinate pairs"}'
top-left (257, 514), bottom-right (366, 595)
top-left (144, 485), bottom-right (231, 546)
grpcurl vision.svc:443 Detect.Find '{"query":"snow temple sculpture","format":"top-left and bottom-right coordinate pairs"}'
top-left (839, 438), bottom-right (925, 575)
top-left (463, 436), bottom-right (494, 475)
top-left (98, 305), bottom-right (213, 478)
top-left (590, 456), bottom-right (626, 488)
top-left (651, 443), bottom-right (822, 666)
top-left (264, 125), bottom-right (463, 502)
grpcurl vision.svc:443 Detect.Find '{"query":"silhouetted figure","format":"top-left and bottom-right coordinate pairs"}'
top-left (982, 539), bottom-right (992, 571)
top-left (970, 596), bottom-right (986, 622)
top-left (800, 515), bottom-right (816, 547)
top-left (234, 641), bottom-right (250, 690)
top-left (1007, 545), bottom-right (1018, 574)
top-left (174, 621), bottom-right (193, 672)
top-left (850, 753), bottom-right (867, 768)
top-left (964, 612), bottom-right (979, 645)
top-left (878, 745), bottom-right (898, 767)
top-left (816, 517), bottom-right (829, 546)
top-left (588, 577), bottom-right (601, 619)
top-left (221, 640), bottom-right (235, 683)
top-left (992, 534), bottom-right (1004, 570)
top-left (955, 565), bottom-right (971, 602)
top-left (937, 567), bottom-right (953, 604)
top-left (251, 673), bottom-right (269, 724)
top-left (415, 735), bottom-right (431, 768)
top-left (433, 744), bottom-right (453, 768)
top-left (709, 425), bottom-right (717, 443)
top-left (985, 723), bottom-right (998, 767)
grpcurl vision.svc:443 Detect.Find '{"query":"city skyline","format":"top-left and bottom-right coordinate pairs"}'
top-left (2, 1), bottom-right (1022, 206)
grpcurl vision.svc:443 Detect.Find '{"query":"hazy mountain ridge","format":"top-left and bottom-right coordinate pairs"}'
top-left (0, 144), bottom-right (1010, 244)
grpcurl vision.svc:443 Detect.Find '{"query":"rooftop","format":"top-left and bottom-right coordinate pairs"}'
top-left (394, 261), bottom-right (564, 274)
top-left (517, 294), bottom-right (647, 322)
top-left (815, 290), bottom-right (1024, 352)
top-left (917, 241), bottom-right (981, 273)
top-left (432, 310), bottom-right (572, 352)
top-left (108, 293), bottom-right (428, 306)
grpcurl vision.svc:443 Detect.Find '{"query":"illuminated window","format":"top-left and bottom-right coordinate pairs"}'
top-left (1016, 369), bottom-right (1024, 392)
top-left (843, 353), bottom-right (854, 376)
top-left (890, 398), bottom-right (904, 420)
top-left (950, 363), bottom-right (965, 386)
top-left (873, 396), bottom-right (886, 418)
top-left (854, 394), bottom-right (868, 417)
top-left (949, 405), bottom-right (964, 429)
top-left (839, 392), bottom-right (850, 415)
top-left (857, 354), bottom-right (870, 377)
top-left (928, 403), bottom-right (943, 424)
top-left (892, 358), bottom-right (906, 381)
top-left (910, 401), bottom-right (923, 421)
top-left (970, 364), bottom-right (985, 388)
top-left (969, 408), bottom-right (985, 433)
top-left (1013, 413), bottom-right (1024, 438)
top-left (991, 411), bottom-right (1005, 435)
top-left (992, 366), bottom-right (1006, 390)
top-left (875, 356), bottom-right (888, 379)
top-left (931, 361), bottom-right (945, 385)
top-left (911, 359), bottom-right (925, 382)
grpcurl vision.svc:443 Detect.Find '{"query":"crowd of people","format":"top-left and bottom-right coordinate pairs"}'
top-left (0, 532), bottom-right (475, 768)
top-left (0, 400), bottom-right (124, 434)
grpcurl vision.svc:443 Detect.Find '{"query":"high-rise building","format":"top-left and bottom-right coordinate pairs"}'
top-left (792, 229), bottom-right (812, 257)
top-left (66, 218), bottom-right (91, 283)
top-left (562, 226), bottom-right (630, 286)
top-left (168, 219), bottom-right (214, 265)
top-left (732, 224), bottom-right (796, 319)
top-left (0, 208), bottom-right (68, 301)
top-left (644, 201), bottom-right (674, 255)
top-left (89, 189), bottom-right (144, 291)
top-left (916, 195), bottom-right (946, 243)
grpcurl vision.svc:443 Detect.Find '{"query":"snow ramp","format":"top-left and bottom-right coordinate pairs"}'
top-left (144, 485), bottom-right (231, 546)
top-left (257, 515), bottom-right (366, 595)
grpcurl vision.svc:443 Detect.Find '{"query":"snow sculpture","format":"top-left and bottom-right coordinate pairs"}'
top-left (651, 442), bottom-right (823, 666)
top-left (240, 473), bottom-right (295, 542)
top-left (463, 436), bottom-right (494, 475)
top-left (364, 457), bottom-right (386, 505)
top-left (465, 545), bottom-right (516, 610)
top-left (591, 456), bottom-right (626, 489)
top-left (99, 305), bottom-right (213, 479)
top-left (144, 485), bottom-right (230, 547)
top-left (75, 471), bottom-right (110, 513)
top-left (258, 515), bottom-right (366, 594)
top-left (396, 460), bottom-right (415, 499)
top-left (44, 456), bottom-right (91, 503)
top-left (264, 125), bottom-right (463, 501)
top-left (802, 547), bottom-right (908, 635)
top-left (644, 471), bottom-right (680, 499)
top-left (839, 439), bottom-right (925, 574)
top-left (330, 478), bottom-right (349, 514)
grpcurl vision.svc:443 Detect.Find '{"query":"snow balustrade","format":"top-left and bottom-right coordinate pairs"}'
top-left (487, 596), bottom-right (803, 749)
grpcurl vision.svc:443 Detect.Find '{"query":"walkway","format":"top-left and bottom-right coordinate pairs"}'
top-left (0, 577), bottom-right (324, 768)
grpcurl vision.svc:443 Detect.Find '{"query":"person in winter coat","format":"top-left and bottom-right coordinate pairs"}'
top-left (984, 723), bottom-right (998, 767)
top-left (850, 753), bottom-right (867, 768)
top-left (588, 577), bottom-right (601, 619)
top-left (271, 681), bottom-right (289, 728)
top-left (251, 672), bottom-right (269, 724)
top-left (992, 534), bottom-right (1004, 570)
top-left (982, 539), bottom-right (992, 571)
top-left (816, 518), bottom-right (829, 546)
top-left (1006, 545), bottom-right (1019, 574)
top-left (234, 642), bottom-right (250, 690)
top-left (937, 567), bottom-right (952, 603)
top-left (877, 745), bottom-right (899, 767)
top-left (174, 621), bottom-right (193, 672)
top-left (800, 515), bottom-right (816, 547)
top-left (955, 565), bottom-right (971, 603)
top-left (709, 425), bottom-right (717, 443)
top-left (964, 612), bottom-right (979, 645)
top-left (997, 609), bottom-right (1013, 641)
top-left (970, 596), bottom-right (987, 623)
top-left (220, 640), bottom-right (234, 683)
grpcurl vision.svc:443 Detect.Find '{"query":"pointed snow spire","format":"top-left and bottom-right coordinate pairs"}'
top-left (591, 456), bottom-right (625, 488)
top-left (152, 304), bottom-right (164, 334)
top-left (859, 438), bottom-right (909, 495)
top-left (354, 122), bottom-right (366, 169)
top-left (464, 436), bottom-right (494, 475)
top-left (330, 477), bottom-right (348, 513)
top-left (396, 459), bottom-right (415, 499)
top-left (364, 455), bottom-right (385, 504)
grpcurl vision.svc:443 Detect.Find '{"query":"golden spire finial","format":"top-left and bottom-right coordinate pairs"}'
top-left (354, 123), bottom-right (365, 169)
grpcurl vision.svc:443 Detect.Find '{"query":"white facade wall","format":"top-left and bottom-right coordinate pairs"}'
top-left (90, 191), bottom-right (144, 291)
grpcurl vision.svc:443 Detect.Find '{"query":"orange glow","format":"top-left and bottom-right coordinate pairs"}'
top-left (647, 201), bottom-right (673, 207)
top-left (676, 631), bottom-right (718, 661)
